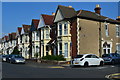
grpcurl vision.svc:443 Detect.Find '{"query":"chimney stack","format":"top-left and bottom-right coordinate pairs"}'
top-left (116, 16), bottom-right (120, 21)
top-left (52, 12), bottom-right (55, 16)
top-left (94, 4), bottom-right (101, 15)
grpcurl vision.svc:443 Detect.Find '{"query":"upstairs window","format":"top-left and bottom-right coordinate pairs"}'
top-left (116, 25), bottom-right (120, 37)
top-left (36, 31), bottom-right (39, 40)
top-left (105, 24), bottom-right (109, 37)
top-left (58, 23), bottom-right (62, 36)
top-left (46, 29), bottom-right (49, 39)
top-left (64, 23), bottom-right (68, 35)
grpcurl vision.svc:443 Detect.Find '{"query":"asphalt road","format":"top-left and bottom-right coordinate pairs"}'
top-left (2, 62), bottom-right (120, 79)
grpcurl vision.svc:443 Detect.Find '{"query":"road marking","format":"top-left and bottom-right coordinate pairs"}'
top-left (48, 66), bottom-right (64, 68)
top-left (110, 66), bottom-right (115, 67)
top-left (105, 73), bottom-right (120, 79)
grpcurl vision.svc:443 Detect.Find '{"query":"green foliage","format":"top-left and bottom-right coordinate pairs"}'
top-left (42, 55), bottom-right (66, 61)
top-left (11, 46), bottom-right (20, 55)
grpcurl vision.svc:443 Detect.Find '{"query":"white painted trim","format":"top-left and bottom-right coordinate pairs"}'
top-left (38, 15), bottom-right (45, 29)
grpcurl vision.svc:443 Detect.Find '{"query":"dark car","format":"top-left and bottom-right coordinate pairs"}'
top-left (6, 54), bottom-right (13, 63)
top-left (2, 55), bottom-right (8, 62)
top-left (9, 55), bottom-right (25, 64)
top-left (102, 53), bottom-right (120, 64)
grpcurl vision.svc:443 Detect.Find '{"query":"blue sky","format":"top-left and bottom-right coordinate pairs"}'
top-left (2, 2), bottom-right (118, 37)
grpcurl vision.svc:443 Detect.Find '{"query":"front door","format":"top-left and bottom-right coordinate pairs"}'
top-left (103, 43), bottom-right (111, 54)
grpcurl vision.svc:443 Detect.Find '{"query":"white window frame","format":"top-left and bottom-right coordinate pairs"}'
top-left (116, 25), bottom-right (120, 37)
top-left (64, 43), bottom-right (68, 58)
top-left (103, 43), bottom-right (111, 54)
top-left (41, 29), bottom-right (44, 40)
top-left (58, 23), bottom-right (62, 36)
top-left (36, 31), bottom-right (39, 41)
top-left (58, 42), bottom-right (62, 55)
top-left (105, 24), bottom-right (109, 37)
top-left (116, 43), bottom-right (120, 54)
top-left (46, 29), bottom-right (49, 39)
top-left (64, 23), bottom-right (68, 35)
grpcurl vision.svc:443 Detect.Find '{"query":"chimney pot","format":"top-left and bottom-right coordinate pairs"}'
top-left (52, 12), bottom-right (55, 16)
top-left (94, 4), bottom-right (101, 15)
top-left (116, 16), bottom-right (120, 21)
top-left (68, 6), bottom-right (72, 8)
top-left (96, 4), bottom-right (100, 8)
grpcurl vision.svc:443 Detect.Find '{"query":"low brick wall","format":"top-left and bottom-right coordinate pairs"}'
top-left (26, 59), bottom-right (70, 65)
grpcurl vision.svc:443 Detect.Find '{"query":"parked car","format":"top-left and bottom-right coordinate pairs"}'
top-left (72, 54), bottom-right (104, 67)
top-left (2, 55), bottom-right (8, 62)
top-left (102, 53), bottom-right (120, 64)
top-left (6, 54), bottom-right (13, 63)
top-left (9, 55), bottom-right (25, 64)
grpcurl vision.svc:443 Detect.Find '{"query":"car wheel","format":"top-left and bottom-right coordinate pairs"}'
top-left (100, 61), bottom-right (104, 66)
top-left (84, 62), bottom-right (89, 67)
top-left (111, 60), bottom-right (115, 65)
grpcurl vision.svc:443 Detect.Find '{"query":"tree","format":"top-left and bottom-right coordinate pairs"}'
top-left (11, 46), bottom-right (20, 55)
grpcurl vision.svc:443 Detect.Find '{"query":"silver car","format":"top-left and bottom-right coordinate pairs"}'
top-left (9, 55), bottom-right (25, 64)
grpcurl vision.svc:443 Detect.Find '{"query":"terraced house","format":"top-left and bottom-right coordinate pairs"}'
top-left (16, 27), bottom-right (22, 55)
top-left (29, 19), bottom-right (40, 58)
top-left (21, 25), bottom-right (31, 59)
top-left (52, 5), bottom-right (120, 60)
top-left (38, 14), bottom-right (54, 58)
top-left (1, 36), bottom-right (9, 55)
top-left (1, 4), bottom-right (120, 61)
top-left (8, 33), bottom-right (17, 54)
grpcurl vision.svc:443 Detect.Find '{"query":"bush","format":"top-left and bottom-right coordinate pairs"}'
top-left (42, 55), bottom-right (66, 61)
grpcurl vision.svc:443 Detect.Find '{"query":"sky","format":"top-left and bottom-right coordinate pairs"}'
top-left (1, 2), bottom-right (119, 37)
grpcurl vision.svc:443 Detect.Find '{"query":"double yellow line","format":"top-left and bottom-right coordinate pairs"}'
top-left (105, 73), bottom-right (120, 79)
top-left (48, 66), bottom-right (64, 68)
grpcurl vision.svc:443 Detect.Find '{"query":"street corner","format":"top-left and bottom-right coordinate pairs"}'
top-left (105, 73), bottom-right (120, 80)
top-left (47, 66), bottom-right (64, 68)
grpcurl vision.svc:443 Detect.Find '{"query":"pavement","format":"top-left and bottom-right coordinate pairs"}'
top-left (25, 60), bottom-right (70, 68)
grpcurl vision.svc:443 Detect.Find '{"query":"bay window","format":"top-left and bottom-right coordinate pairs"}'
top-left (64, 23), bottom-right (68, 35)
top-left (58, 23), bottom-right (62, 36)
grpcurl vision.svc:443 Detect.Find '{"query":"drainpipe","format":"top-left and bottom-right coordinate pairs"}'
top-left (99, 20), bottom-right (102, 57)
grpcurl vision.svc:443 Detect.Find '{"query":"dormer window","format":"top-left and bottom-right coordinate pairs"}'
top-left (105, 24), bottom-right (109, 37)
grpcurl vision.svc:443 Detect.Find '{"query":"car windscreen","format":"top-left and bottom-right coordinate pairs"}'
top-left (102, 54), bottom-right (110, 57)
top-left (14, 55), bottom-right (23, 58)
top-left (75, 55), bottom-right (83, 58)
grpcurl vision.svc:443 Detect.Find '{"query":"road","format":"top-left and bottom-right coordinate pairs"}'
top-left (1, 62), bottom-right (120, 79)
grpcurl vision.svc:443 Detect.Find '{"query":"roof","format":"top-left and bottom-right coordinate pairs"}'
top-left (32, 19), bottom-right (39, 29)
top-left (57, 5), bottom-right (77, 19)
top-left (30, 19), bottom-right (39, 31)
top-left (77, 10), bottom-right (120, 24)
top-left (11, 33), bottom-right (16, 40)
top-left (17, 27), bottom-right (22, 34)
top-left (22, 25), bottom-right (31, 33)
top-left (4, 36), bottom-right (8, 41)
top-left (55, 5), bottom-right (120, 24)
top-left (41, 14), bottom-right (54, 25)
